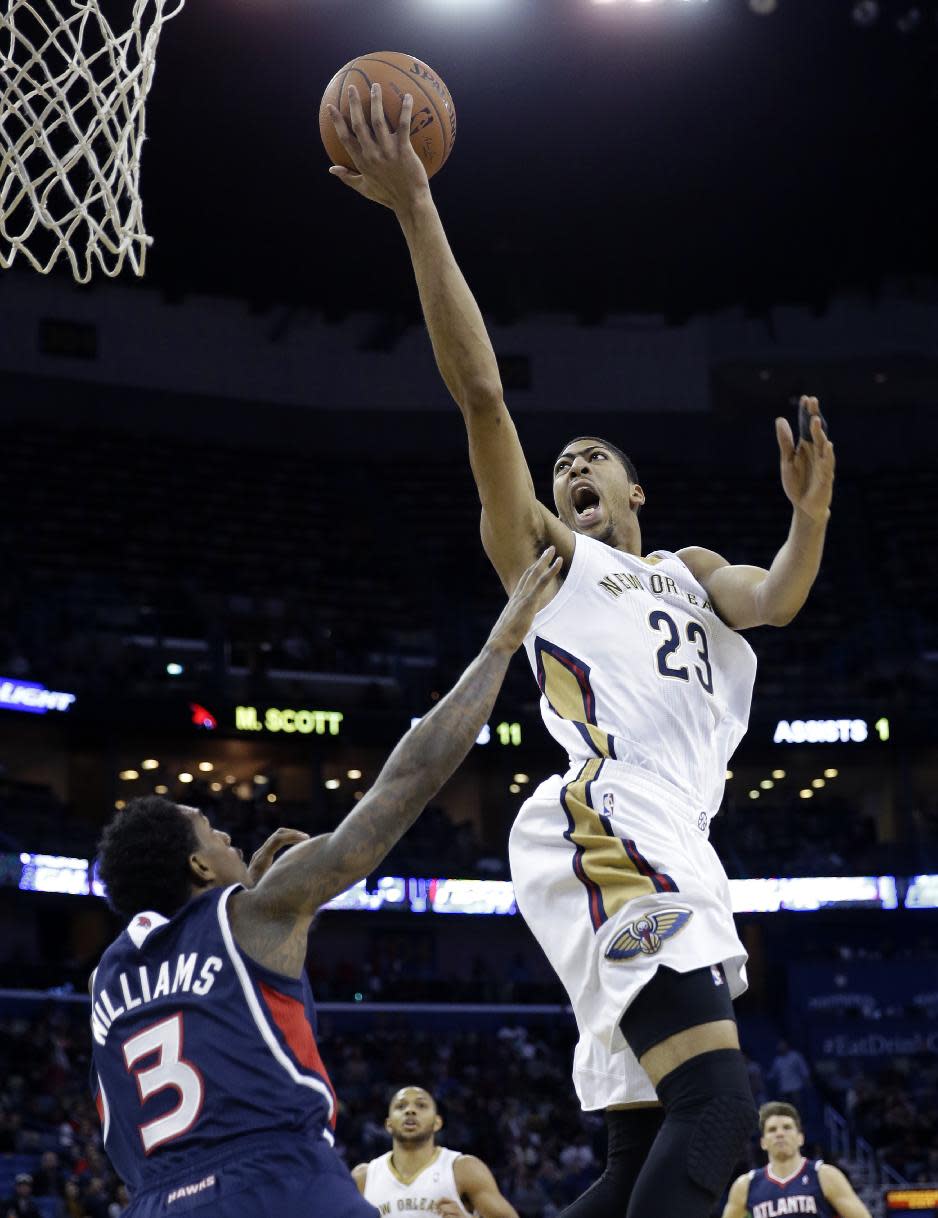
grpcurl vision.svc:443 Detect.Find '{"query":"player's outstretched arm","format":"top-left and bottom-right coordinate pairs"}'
top-left (448, 1156), bottom-right (520, 1218)
top-left (230, 550), bottom-right (561, 973)
top-left (328, 85), bottom-right (571, 592)
top-left (719, 1173), bottom-right (751, 1218)
top-left (818, 1164), bottom-right (873, 1218)
top-left (678, 396), bottom-right (835, 630)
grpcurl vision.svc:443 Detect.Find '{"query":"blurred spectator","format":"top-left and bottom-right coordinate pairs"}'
top-left (4, 1174), bottom-right (40, 1218)
top-left (32, 1152), bottom-right (64, 1197)
top-left (767, 1040), bottom-right (811, 1110)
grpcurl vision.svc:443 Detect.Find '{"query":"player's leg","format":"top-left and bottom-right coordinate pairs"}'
top-left (558, 1104), bottom-right (662, 1218)
top-left (620, 965), bottom-right (756, 1218)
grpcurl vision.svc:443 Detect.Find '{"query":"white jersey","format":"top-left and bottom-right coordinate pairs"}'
top-left (523, 534), bottom-right (757, 818)
top-left (363, 1147), bottom-right (473, 1216)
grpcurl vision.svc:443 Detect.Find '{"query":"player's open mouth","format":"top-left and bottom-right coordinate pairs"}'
top-left (571, 481), bottom-right (601, 524)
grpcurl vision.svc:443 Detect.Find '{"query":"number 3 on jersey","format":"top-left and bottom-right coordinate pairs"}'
top-left (648, 611), bottom-right (714, 695)
top-left (123, 1013), bottom-right (204, 1153)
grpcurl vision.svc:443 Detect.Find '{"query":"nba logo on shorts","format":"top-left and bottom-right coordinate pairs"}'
top-left (710, 965), bottom-right (725, 987)
top-left (603, 792), bottom-right (614, 815)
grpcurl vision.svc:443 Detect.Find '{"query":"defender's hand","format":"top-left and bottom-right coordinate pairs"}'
top-left (437, 1202), bottom-right (464, 1218)
top-left (775, 395), bottom-right (835, 524)
top-left (487, 548), bottom-right (562, 654)
top-left (327, 85), bottom-right (430, 211)
top-left (247, 828), bottom-right (310, 886)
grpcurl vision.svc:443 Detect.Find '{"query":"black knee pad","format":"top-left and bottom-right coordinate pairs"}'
top-left (657, 1049), bottom-right (757, 1198)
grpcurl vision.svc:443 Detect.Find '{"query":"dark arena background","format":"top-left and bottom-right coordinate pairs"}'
top-left (2, 0), bottom-right (938, 1215)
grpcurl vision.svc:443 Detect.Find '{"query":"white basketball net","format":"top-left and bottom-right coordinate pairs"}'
top-left (0, 0), bottom-right (184, 282)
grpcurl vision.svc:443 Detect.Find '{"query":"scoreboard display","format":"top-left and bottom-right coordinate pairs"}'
top-left (885, 1188), bottom-right (938, 1214)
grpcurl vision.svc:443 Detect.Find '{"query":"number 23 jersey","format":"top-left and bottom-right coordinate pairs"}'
top-left (524, 535), bottom-right (757, 817)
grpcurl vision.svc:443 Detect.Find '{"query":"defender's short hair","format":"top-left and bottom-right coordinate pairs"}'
top-left (759, 1102), bottom-right (803, 1134)
top-left (96, 796), bottom-right (199, 920)
top-left (560, 436), bottom-right (640, 486)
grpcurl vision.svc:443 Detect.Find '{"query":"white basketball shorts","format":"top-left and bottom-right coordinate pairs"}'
top-left (508, 757), bottom-right (748, 1111)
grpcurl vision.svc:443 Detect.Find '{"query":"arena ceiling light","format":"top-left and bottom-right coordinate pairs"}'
top-left (824, 768), bottom-right (839, 778)
top-left (166, 662), bottom-right (184, 676)
top-left (812, 778), bottom-right (826, 789)
top-left (119, 769), bottom-right (139, 781)
top-left (266, 793), bottom-right (277, 803)
top-left (324, 779), bottom-right (340, 790)
top-left (748, 789), bottom-right (760, 799)
top-left (509, 783), bottom-right (521, 794)
top-left (799, 789), bottom-right (813, 799)
top-left (513, 772), bottom-right (529, 783)
top-left (725, 769), bottom-right (733, 780)
top-left (759, 779), bottom-right (774, 790)
top-left (347, 768), bottom-right (362, 780)
top-left (141, 759), bottom-right (158, 770)
top-left (198, 761), bottom-right (213, 772)
top-left (771, 769), bottom-right (786, 780)
top-left (178, 772), bottom-right (193, 783)
top-left (210, 782), bottom-right (222, 792)
top-left (154, 784), bottom-right (168, 795)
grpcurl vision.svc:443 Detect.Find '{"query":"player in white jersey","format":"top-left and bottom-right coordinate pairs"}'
top-left (328, 86), bottom-right (835, 1218)
top-left (352, 1086), bottom-right (518, 1218)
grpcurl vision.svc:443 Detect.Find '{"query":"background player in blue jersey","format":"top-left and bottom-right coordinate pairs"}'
top-left (722, 1102), bottom-right (872, 1218)
top-left (90, 550), bottom-right (560, 1218)
top-left (328, 87), bottom-right (836, 1218)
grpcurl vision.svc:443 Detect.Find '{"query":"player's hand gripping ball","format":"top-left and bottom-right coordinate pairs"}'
top-left (319, 52), bottom-right (456, 179)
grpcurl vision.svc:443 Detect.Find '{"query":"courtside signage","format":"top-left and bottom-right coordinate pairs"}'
top-left (0, 677), bottom-right (76, 714)
top-left (9, 855), bottom-right (919, 912)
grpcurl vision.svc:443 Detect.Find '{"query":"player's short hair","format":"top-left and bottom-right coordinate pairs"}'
top-left (559, 436), bottom-right (640, 486)
top-left (387, 1085), bottom-right (438, 1114)
top-left (96, 796), bottom-right (199, 920)
top-left (759, 1101), bottom-right (803, 1134)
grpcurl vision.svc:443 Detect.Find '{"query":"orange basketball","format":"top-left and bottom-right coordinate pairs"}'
top-left (319, 52), bottom-right (457, 180)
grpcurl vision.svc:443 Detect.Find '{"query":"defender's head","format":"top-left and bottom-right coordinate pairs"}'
top-left (552, 437), bottom-right (644, 544)
top-left (385, 1086), bottom-right (442, 1146)
top-left (759, 1102), bottom-right (805, 1160)
top-left (96, 795), bottom-right (249, 920)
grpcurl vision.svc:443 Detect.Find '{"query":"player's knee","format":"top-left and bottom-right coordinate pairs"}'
top-left (657, 1049), bottom-right (756, 1198)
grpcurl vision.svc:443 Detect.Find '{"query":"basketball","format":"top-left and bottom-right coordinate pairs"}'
top-left (319, 52), bottom-right (457, 180)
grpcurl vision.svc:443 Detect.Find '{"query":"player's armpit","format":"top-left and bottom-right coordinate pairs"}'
top-left (350, 1164), bottom-right (368, 1195)
top-left (677, 547), bottom-right (772, 631)
top-left (818, 1164), bottom-right (873, 1218)
top-left (719, 1173), bottom-right (751, 1218)
top-left (453, 1155), bottom-right (520, 1218)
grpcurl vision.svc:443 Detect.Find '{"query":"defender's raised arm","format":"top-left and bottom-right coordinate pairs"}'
top-left (328, 85), bottom-right (571, 592)
top-left (230, 550), bottom-right (561, 973)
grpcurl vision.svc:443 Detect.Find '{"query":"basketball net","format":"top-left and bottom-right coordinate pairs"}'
top-left (0, 0), bottom-right (185, 283)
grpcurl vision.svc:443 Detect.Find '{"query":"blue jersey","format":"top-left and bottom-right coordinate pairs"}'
top-left (90, 885), bottom-right (337, 1195)
top-left (747, 1158), bottom-right (837, 1218)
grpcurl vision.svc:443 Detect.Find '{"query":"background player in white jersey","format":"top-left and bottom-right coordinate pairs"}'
top-left (723, 1102), bottom-right (872, 1218)
top-left (328, 86), bottom-right (836, 1218)
top-left (352, 1086), bottom-right (518, 1218)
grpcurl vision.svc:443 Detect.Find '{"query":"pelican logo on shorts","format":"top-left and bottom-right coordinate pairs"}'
top-left (604, 908), bottom-right (693, 960)
top-left (603, 791), bottom-right (614, 815)
top-left (697, 811), bottom-right (708, 832)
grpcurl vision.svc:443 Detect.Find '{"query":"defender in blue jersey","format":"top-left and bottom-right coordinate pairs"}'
top-left (90, 551), bottom-right (560, 1218)
top-left (722, 1102), bottom-right (871, 1218)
